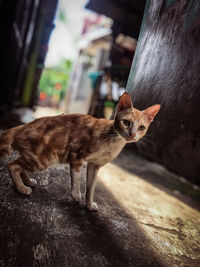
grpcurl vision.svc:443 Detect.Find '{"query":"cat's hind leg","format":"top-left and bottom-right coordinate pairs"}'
top-left (8, 159), bottom-right (32, 195)
top-left (21, 172), bottom-right (37, 187)
top-left (70, 165), bottom-right (82, 204)
top-left (86, 163), bottom-right (100, 211)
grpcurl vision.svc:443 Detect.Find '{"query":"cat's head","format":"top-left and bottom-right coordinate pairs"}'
top-left (113, 92), bottom-right (160, 143)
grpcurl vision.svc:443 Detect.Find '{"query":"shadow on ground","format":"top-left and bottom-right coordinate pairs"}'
top-left (0, 163), bottom-right (164, 267)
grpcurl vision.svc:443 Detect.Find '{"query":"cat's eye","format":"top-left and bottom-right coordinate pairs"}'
top-left (122, 120), bottom-right (130, 127)
top-left (138, 125), bottom-right (146, 131)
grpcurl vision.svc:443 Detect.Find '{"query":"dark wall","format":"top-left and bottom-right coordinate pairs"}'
top-left (0, 0), bottom-right (57, 110)
top-left (127, 0), bottom-right (200, 184)
top-left (0, 0), bottom-right (39, 108)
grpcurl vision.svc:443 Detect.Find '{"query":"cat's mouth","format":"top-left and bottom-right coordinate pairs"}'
top-left (126, 136), bottom-right (136, 142)
top-left (126, 133), bottom-right (137, 142)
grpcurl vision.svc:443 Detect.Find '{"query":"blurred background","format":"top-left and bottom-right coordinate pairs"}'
top-left (0, 0), bottom-right (143, 123)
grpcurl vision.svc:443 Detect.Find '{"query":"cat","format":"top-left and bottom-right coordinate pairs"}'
top-left (0, 92), bottom-right (160, 211)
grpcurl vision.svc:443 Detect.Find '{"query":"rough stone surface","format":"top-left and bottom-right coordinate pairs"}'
top-left (126, 0), bottom-right (200, 184)
top-left (0, 148), bottom-right (200, 267)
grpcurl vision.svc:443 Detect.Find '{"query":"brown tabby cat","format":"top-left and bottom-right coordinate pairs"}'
top-left (0, 93), bottom-right (160, 211)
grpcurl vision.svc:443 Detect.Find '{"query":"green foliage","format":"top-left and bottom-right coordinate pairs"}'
top-left (58, 9), bottom-right (67, 23)
top-left (39, 59), bottom-right (73, 100)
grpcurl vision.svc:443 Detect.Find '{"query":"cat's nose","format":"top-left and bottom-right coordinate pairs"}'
top-left (130, 133), bottom-right (136, 138)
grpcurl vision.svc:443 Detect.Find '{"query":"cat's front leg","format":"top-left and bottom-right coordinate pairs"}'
top-left (86, 163), bottom-right (100, 211)
top-left (70, 165), bottom-right (82, 204)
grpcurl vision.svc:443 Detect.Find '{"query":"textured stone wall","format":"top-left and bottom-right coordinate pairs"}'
top-left (127, 0), bottom-right (200, 184)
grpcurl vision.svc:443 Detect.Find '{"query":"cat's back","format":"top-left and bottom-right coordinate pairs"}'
top-left (14, 113), bottom-right (94, 136)
top-left (10, 113), bottom-right (98, 168)
top-left (12, 113), bottom-right (98, 151)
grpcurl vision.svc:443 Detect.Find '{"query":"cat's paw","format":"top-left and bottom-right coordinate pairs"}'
top-left (87, 202), bottom-right (99, 212)
top-left (71, 191), bottom-right (82, 203)
top-left (29, 178), bottom-right (37, 186)
top-left (18, 186), bottom-right (32, 195)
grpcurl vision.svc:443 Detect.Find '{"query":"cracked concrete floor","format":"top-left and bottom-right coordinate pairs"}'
top-left (0, 147), bottom-right (200, 266)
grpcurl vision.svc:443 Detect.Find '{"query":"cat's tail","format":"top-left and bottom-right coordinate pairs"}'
top-left (0, 125), bottom-right (23, 160)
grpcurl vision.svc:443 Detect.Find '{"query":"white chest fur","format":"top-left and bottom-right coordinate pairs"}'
top-left (86, 137), bottom-right (126, 166)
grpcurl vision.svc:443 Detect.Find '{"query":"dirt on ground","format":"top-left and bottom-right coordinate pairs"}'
top-left (0, 146), bottom-right (200, 267)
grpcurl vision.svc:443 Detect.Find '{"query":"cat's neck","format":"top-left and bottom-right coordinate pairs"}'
top-left (103, 120), bottom-right (126, 145)
top-left (85, 119), bottom-right (126, 166)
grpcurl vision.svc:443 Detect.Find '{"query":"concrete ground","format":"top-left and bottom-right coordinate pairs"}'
top-left (0, 146), bottom-right (200, 267)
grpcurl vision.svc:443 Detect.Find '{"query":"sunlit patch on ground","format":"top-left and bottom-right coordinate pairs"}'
top-left (99, 154), bottom-right (200, 265)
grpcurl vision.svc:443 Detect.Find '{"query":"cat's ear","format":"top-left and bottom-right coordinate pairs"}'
top-left (118, 92), bottom-right (133, 111)
top-left (143, 104), bottom-right (160, 122)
